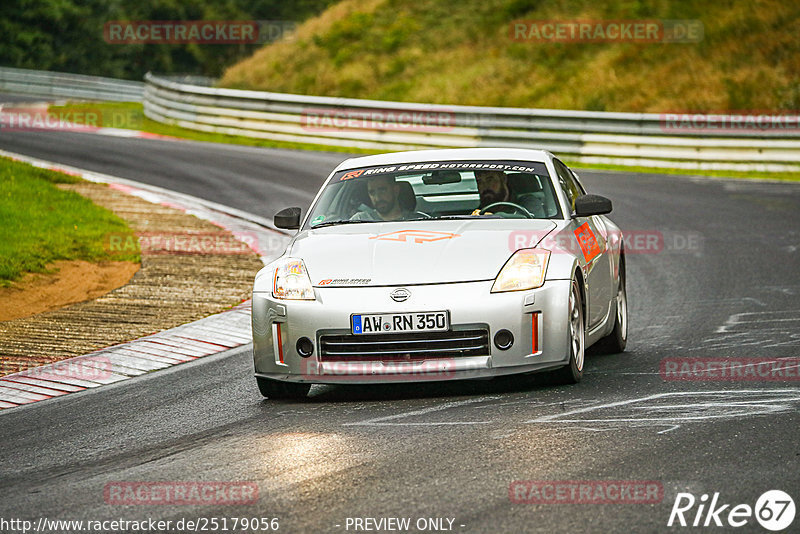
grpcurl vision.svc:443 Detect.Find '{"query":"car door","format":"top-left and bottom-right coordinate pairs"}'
top-left (553, 159), bottom-right (612, 329)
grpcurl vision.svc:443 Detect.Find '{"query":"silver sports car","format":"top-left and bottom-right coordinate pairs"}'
top-left (252, 148), bottom-right (627, 398)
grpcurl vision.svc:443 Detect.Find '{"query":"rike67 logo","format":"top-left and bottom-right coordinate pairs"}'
top-left (668, 490), bottom-right (795, 531)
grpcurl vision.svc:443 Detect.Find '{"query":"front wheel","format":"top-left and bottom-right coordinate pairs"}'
top-left (256, 376), bottom-right (311, 399)
top-left (594, 258), bottom-right (628, 354)
top-left (550, 278), bottom-right (585, 384)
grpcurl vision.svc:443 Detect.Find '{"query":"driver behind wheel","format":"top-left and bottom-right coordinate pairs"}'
top-left (471, 169), bottom-right (543, 216)
top-left (351, 175), bottom-right (415, 221)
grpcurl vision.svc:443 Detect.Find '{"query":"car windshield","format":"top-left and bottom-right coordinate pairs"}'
top-left (304, 160), bottom-right (562, 229)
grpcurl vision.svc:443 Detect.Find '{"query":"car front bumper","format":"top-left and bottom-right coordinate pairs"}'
top-left (252, 279), bottom-right (571, 384)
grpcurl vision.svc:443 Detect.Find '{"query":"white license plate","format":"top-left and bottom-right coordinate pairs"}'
top-left (352, 311), bottom-right (449, 335)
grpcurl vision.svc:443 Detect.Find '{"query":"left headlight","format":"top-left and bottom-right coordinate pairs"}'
top-left (273, 258), bottom-right (315, 300)
top-left (491, 248), bottom-right (550, 293)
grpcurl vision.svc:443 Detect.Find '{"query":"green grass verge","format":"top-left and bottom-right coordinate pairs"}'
top-left (0, 157), bottom-right (140, 286)
top-left (49, 101), bottom-right (800, 182)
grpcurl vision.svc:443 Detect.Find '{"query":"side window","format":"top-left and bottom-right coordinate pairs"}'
top-left (569, 168), bottom-right (587, 195)
top-left (554, 159), bottom-right (582, 213)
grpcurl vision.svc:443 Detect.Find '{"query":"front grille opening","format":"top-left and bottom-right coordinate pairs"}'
top-left (319, 328), bottom-right (489, 362)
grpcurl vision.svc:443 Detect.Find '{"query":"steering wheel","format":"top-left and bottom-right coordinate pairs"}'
top-left (479, 202), bottom-right (534, 219)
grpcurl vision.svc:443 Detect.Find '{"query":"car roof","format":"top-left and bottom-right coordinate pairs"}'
top-left (333, 148), bottom-right (554, 172)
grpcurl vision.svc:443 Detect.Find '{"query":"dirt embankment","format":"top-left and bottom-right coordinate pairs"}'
top-left (0, 260), bottom-right (140, 322)
top-left (0, 183), bottom-right (263, 376)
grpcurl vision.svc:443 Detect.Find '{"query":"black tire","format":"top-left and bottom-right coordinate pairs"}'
top-left (593, 257), bottom-right (628, 355)
top-left (550, 278), bottom-right (585, 384)
top-left (256, 376), bottom-right (311, 399)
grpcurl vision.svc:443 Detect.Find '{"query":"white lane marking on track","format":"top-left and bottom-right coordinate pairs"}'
top-left (343, 390), bottom-right (800, 433)
top-left (524, 389), bottom-right (800, 433)
top-left (343, 396), bottom-right (501, 426)
top-left (596, 372), bottom-right (662, 375)
top-left (683, 308), bottom-right (800, 350)
top-left (764, 286), bottom-right (797, 295)
top-left (526, 390), bottom-right (800, 422)
top-left (716, 311), bottom-right (800, 333)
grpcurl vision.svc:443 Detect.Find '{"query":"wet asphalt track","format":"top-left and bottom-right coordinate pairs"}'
top-left (0, 123), bottom-right (799, 533)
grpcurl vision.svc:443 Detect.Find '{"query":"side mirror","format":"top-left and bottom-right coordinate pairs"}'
top-left (274, 207), bottom-right (302, 229)
top-left (574, 194), bottom-right (612, 217)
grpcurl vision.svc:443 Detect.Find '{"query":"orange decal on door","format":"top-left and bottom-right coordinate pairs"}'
top-left (574, 223), bottom-right (602, 262)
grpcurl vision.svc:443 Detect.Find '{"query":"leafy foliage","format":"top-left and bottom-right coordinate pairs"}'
top-left (0, 0), bottom-right (336, 79)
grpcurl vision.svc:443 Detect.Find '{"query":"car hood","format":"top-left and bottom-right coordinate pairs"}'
top-left (289, 220), bottom-right (558, 286)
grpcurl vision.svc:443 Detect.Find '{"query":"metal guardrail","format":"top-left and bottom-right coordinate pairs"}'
top-left (144, 73), bottom-right (800, 172)
top-left (3, 66), bottom-right (795, 172)
top-left (0, 66), bottom-right (143, 102)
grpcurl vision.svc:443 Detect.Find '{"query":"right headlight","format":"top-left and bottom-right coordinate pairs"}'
top-left (272, 258), bottom-right (315, 300)
top-left (491, 248), bottom-right (550, 293)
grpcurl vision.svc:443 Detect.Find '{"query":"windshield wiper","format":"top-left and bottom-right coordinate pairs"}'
top-left (311, 219), bottom-right (375, 228)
